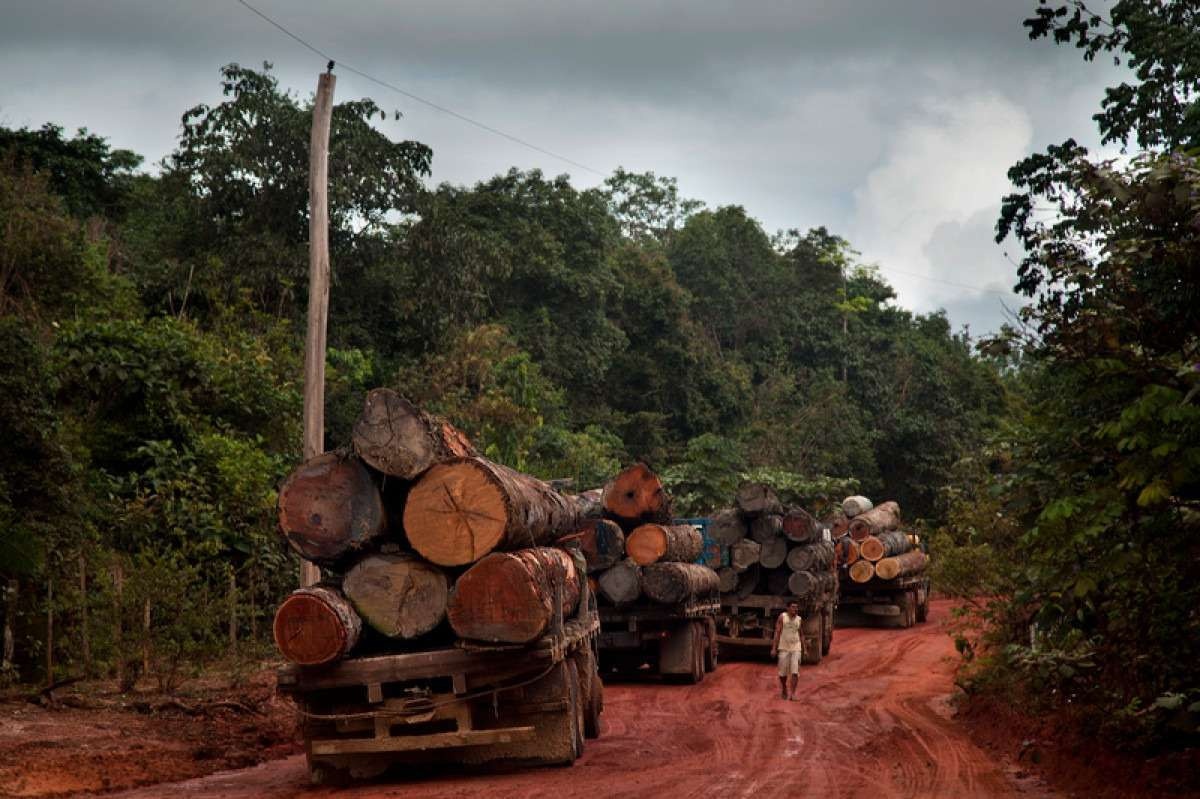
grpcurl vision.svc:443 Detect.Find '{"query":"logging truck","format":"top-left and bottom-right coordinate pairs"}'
top-left (715, 574), bottom-right (837, 665)
top-left (277, 584), bottom-right (603, 785)
top-left (836, 535), bottom-right (931, 628)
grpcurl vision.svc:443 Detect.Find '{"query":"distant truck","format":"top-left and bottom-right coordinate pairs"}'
top-left (277, 586), bottom-right (602, 785)
top-left (715, 571), bottom-right (837, 665)
top-left (837, 571), bottom-right (930, 628)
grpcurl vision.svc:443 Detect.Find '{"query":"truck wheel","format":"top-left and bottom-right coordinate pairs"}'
top-left (898, 592), bottom-right (915, 628)
top-left (568, 664), bottom-right (585, 759)
top-left (821, 606), bottom-right (833, 656)
top-left (703, 617), bottom-right (718, 672)
top-left (916, 589), bottom-right (929, 623)
top-left (689, 623), bottom-right (705, 683)
top-left (800, 615), bottom-right (823, 665)
top-left (585, 672), bottom-right (603, 739)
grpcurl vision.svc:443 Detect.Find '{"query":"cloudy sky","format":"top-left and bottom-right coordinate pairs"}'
top-left (0, 1), bottom-right (1122, 334)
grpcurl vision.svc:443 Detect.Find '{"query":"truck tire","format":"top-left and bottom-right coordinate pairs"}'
top-left (563, 661), bottom-right (584, 762)
top-left (916, 586), bottom-right (929, 623)
top-left (688, 622), bottom-right (705, 684)
top-left (585, 672), bottom-right (603, 739)
top-left (572, 646), bottom-right (602, 740)
top-left (800, 614), bottom-right (823, 665)
top-left (898, 591), bottom-right (915, 629)
top-left (703, 617), bottom-right (718, 672)
top-left (821, 605), bottom-right (833, 656)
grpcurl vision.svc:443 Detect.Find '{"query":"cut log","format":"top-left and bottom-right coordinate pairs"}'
top-left (716, 567), bottom-right (738, 593)
top-left (787, 570), bottom-right (818, 598)
top-left (767, 569), bottom-right (791, 596)
top-left (730, 539), bottom-right (762, 572)
top-left (841, 495), bottom-right (874, 518)
top-left (404, 456), bottom-right (580, 567)
top-left (570, 488), bottom-right (605, 520)
top-left (597, 560), bottom-right (642, 605)
top-left (601, 463), bottom-right (672, 528)
top-left (848, 560), bottom-right (876, 583)
top-left (626, 524), bottom-right (702, 566)
top-left (342, 553), bottom-right (449, 639)
top-left (786, 541), bottom-right (834, 573)
top-left (708, 508), bottom-right (747, 546)
top-left (749, 514), bottom-right (784, 543)
top-left (447, 547), bottom-right (581, 643)
top-left (734, 565), bottom-right (760, 599)
top-left (858, 530), bottom-right (912, 562)
top-left (272, 586), bottom-right (361, 666)
top-left (735, 483), bottom-right (783, 517)
top-left (874, 551), bottom-right (928, 581)
top-left (836, 536), bottom-right (860, 566)
top-left (829, 513), bottom-right (850, 537)
top-left (577, 519), bottom-right (626, 573)
top-left (848, 500), bottom-right (901, 542)
top-left (758, 536), bottom-right (788, 569)
top-left (641, 563), bottom-right (719, 605)
top-left (782, 508), bottom-right (819, 543)
top-left (276, 452), bottom-right (386, 564)
top-left (352, 388), bottom-right (476, 479)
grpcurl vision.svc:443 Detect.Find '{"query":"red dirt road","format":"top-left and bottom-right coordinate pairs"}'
top-left (99, 600), bottom-right (1056, 799)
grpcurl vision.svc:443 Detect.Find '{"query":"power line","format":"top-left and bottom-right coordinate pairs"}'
top-left (234, 0), bottom-right (606, 177)
top-left (870, 263), bottom-right (1022, 298)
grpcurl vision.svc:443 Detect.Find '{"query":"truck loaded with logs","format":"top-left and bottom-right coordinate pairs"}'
top-left (709, 485), bottom-right (838, 665)
top-left (585, 465), bottom-right (721, 682)
top-left (830, 495), bottom-right (931, 628)
top-left (271, 390), bottom-right (604, 784)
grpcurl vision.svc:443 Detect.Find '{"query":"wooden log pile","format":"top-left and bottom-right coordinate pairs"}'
top-left (272, 390), bottom-right (592, 664)
top-left (711, 483), bottom-right (839, 606)
top-left (831, 495), bottom-right (928, 590)
top-left (587, 464), bottom-right (720, 609)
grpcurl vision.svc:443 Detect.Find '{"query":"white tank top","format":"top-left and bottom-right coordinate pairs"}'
top-left (778, 612), bottom-right (802, 653)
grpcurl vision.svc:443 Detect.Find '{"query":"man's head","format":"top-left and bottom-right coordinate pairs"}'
top-left (787, 600), bottom-right (799, 614)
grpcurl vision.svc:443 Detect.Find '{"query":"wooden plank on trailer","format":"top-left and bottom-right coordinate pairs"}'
top-left (309, 726), bottom-right (536, 756)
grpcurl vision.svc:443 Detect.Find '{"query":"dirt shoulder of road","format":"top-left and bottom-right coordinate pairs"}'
top-left (958, 693), bottom-right (1200, 799)
top-left (0, 666), bottom-right (299, 798)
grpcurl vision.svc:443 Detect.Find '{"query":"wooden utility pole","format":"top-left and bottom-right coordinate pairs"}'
top-left (301, 69), bottom-right (336, 588)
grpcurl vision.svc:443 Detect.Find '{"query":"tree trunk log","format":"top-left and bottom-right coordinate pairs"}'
top-left (601, 463), bottom-right (672, 529)
top-left (758, 536), bottom-right (787, 569)
top-left (730, 539), bottom-right (762, 572)
top-left (404, 456), bottom-right (581, 567)
top-left (858, 530), bottom-right (912, 562)
top-left (874, 551), bottom-right (928, 581)
top-left (767, 569), bottom-right (791, 595)
top-left (787, 541), bottom-right (834, 572)
top-left (829, 513), bottom-right (850, 537)
top-left (841, 495), bottom-right (874, 518)
top-left (596, 559), bottom-right (642, 605)
top-left (626, 523), bottom-right (702, 566)
top-left (351, 388), bottom-right (476, 479)
top-left (749, 514), bottom-right (784, 543)
top-left (848, 500), bottom-right (901, 542)
top-left (577, 519), bottom-right (626, 573)
top-left (342, 553), bottom-right (449, 639)
top-left (735, 483), bottom-right (783, 517)
top-left (277, 452), bottom-right (387, 564)
top-left (782, 508), bottom-right (819, 543)
top-left (273, 585), bottom-right (361, 666)
top-left (733, 564), bottom-right (760, 599)
top-left (716, 567), bottom-right (738, 593)
top-left (788, 570), bottom-right (819, 598)
top-left (641, 563), bottom-right (719, 605)
top-left (447, 547), bottom-right (581, 644)
top-left (569, 488), bottom-right (605, 521)
top-left (708, 508), bottom-right (746, 545)
top-left (836, 536), bottom-right (860, 566)
top-left (848, 560), bottom-right (876, 583)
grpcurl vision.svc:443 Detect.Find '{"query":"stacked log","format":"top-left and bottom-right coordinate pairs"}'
top-left (715, 486), bottom-right (838, 606)
top-left (271, 393), bottom-right (592, 664)
top-left (831, 495), bottom-right (929, 593)
top-left (848, 500), bottom-right (901, 541)
top-left (586, 466), bottom-right (720, 608)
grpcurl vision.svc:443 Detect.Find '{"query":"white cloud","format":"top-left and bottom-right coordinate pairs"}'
top-left (849, 94), bottom-right (1032, 316)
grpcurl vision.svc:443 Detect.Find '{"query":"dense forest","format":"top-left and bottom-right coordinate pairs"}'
top-left (0, 0), bottom-right (1196, 753)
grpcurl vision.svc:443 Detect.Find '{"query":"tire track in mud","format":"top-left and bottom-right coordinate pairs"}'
top-left (100, 600), bottom-right (1058, 799)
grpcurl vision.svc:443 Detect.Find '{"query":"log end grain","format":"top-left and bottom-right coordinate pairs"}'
top-left (602, 463), bottom-right (670, 526)
top-left (273, 586), bottom-right (361, 666)
top-left (403, 459), bottom-right (508, 567)
top-left (848, 560), bottom-right (876, 583)
top-left (626, 524), bottom-right (669, 566)
top-left (578, 519), bottom-right (625, 572)
top-left (447, 548), bottom-right (580, 644)
top-left (858, 536), bottom-right (885, 562)
top-left (277, 452), bottom-right (385, 564)
top-left (352, 389), bottom-right (475, 479)
top-left (342, 553), bottom-right (449, 639)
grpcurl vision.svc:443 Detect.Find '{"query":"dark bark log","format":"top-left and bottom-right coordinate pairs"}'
top-left (758, 536), bottom-right (788, 569)
top-left (848, 560), bottom-right (876, 583)
top-left (848, 500), bottom-right (901, 542)
top-left (597, 559), bottom-right (642, 605)
top-left (858, 530), bottom-right (912, 562)
top-left (735, 483), bottom-right (783, 517)
top-left (569, 488), bottom-right (605, 521)
top-left (730, 539), bottom-right (762, 572)
top-left (841, 495), bottom-right (874, 518)
top-left (835, 535), bottom-right (860, 566)
top-left (277, 452), bottom-right (387, 565)
top-left (447, 547), bottom-right (581, 643)
top-left (734, 565), bottom-right (760, 599)
top-left (750, 514), bottom-right (784, 543)
top-left (874, 551), bottom-right (927, 581)
top-left (782, 508), bottom-right (819, 543)
top-left (273, 586), bottom-right (361, 665)
top-left (626, 523), bottom-right (702, 566)
top-left (641, 563), bottom-right (720, 605)
top-left (351, 388), bottom-right (476, 479)
top-left (787, 570), bottom-right (819, 598)
top-left (708, 508), bottom-right (746, 546)
top-left (404, 456), bottom-right (581, 567)
top-left (829, 513), bottom-right (850, 537)
top-left (343, 553), bottom-right (449, 639)
top-left (786, 541), bottom-right (834, 572)
top-left (601, 463), bottom-right (672, 529)
top-left (716, 567), bottom-right (738, 593)
top-left (577, 519), bottom-right (626, 573)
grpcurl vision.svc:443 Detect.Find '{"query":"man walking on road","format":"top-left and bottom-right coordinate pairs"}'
top-left (771, 600), bottom-right (802, 700)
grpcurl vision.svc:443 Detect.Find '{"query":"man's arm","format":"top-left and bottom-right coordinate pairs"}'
top-left (770, 614), bottom-right (783, 656)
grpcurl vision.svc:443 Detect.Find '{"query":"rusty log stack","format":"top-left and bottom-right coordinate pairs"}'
top-left (831, 495), bottom-right (927, 592)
